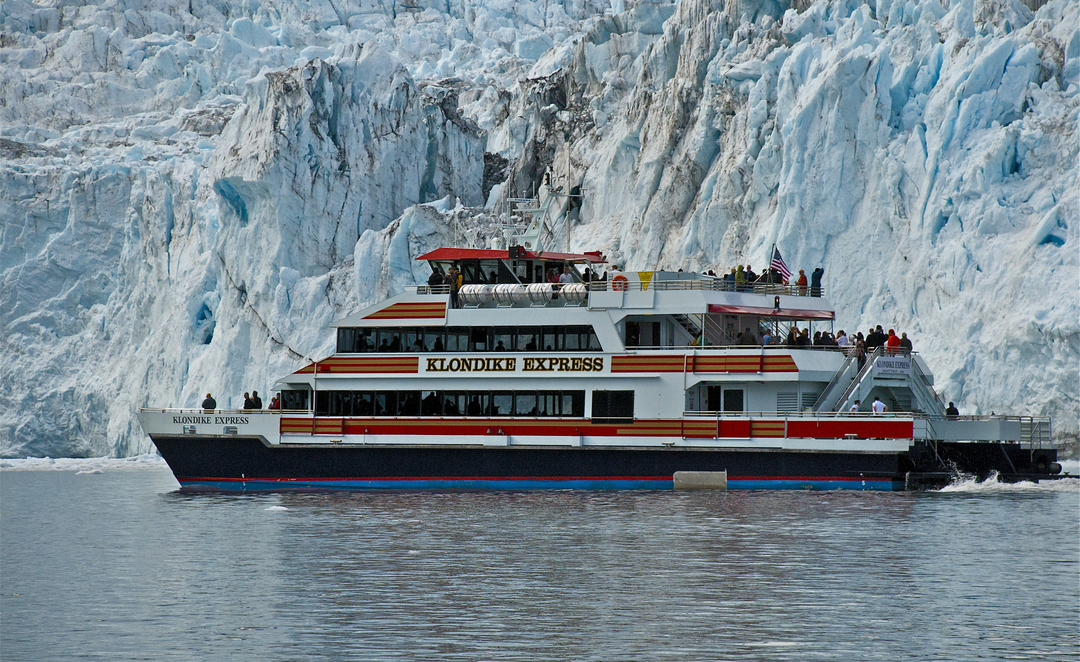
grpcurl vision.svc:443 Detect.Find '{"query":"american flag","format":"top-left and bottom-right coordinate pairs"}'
top-left (770, 247), bottom-right (793, 281)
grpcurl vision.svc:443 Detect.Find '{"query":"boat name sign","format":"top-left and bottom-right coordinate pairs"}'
top-left (171, 415), bottom-right (251, 425)
top-left (425, 357), bottom-right (604, 373)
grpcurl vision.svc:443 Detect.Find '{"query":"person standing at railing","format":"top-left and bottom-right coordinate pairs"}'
top-left (946, 402), bottom-right (959, 419)
top-left (872, 397), bottom-right (887, 414)
top-left (445, 265), bottom-right (461, 308)
top-left (735, 265), bottom-right (746, 290)
top-left (850, 399), bottom-right (861, 413)
top-left (836, 330), bottom-right (850, 348)
top-left (796, 269), bottom-right (808, 295)
top-left (202, 393), bottom-right (216, 411)
top-left (900, 332), bottom-right (912, 353)
top-left (811, 267), bottom-right (823, 297)
top-left (427, 267), bottom-right (444, 288)
top-left (886, 329), bottom-right (901, 355)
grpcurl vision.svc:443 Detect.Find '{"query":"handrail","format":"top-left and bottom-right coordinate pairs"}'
top-left (832, 346), bottom-right (884, 408)
top-left (812, 349), bottom-right (859, 411)
top-left (413, 280), bottom-right (824, 297)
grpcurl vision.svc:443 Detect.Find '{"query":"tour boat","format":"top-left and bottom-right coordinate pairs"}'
top-left (138, 190), bottom-right (1065, 491)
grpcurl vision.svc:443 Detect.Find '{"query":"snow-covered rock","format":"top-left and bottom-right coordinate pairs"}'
top-left (0, 0), bottom-right (1076, 457)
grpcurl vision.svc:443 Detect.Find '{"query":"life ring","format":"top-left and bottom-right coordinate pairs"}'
top-left (612, 274), bottom-right (628, 291)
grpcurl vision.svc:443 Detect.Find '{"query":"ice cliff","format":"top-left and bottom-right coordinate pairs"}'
top-left (0, 0), bottom-right (1076, 457)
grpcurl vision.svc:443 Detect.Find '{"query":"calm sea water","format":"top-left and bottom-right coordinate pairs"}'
top-left (2, 458), bottom-right (1078, 662)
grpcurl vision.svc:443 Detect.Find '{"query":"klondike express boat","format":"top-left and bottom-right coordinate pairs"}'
top-left (138, 191), bottom-right (1066, 491)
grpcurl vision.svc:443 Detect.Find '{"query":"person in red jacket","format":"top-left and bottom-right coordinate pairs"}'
top-left (796, 269), bottom-right (808, 295)
top-left (885, 329), bottom-right (902, 355)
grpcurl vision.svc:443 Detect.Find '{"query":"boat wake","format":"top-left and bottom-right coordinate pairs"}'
top-left (939, 462), bottom-right (1080, 494)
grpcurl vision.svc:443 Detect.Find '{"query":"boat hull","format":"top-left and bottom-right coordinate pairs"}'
top-left (149, 434), bottom-right (934, 491)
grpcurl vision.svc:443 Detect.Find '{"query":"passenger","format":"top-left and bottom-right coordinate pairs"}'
top-left (202, 393), bottom-right (217, 411)
top-left (559, 266), bottom-right (573, 284)
top-left (798, 328), bottom-right (811, 346)
top-left (422, 391), bottom-right (440, 416)
top-left (378, 339), bottom-right (390, 352)
top-left (467, 397), bottom-right (482, 416)
top-left (243, 392), bottom-right (254, 409)
top-left (810, 267), bottom-right (824, 297)
top-left (427, 267), bottom-right (444, 288)
top-left (734, 265), bottom-right (746, 290)
top-left (871, 397), bottom-right (887, 414)
top-left (389, 336), bottom-right (402, 352)
top-left (433, 337), bottom-right (444, 352)
top-left (495, 340), bottom-right (507, 351)
top-left (251, 390), bottom-right (263, 409)
top-left (546, 268), bottom-right (559, 284)
top-left (745, 265), bottom-right (757, 283)
top-left (445, 266), bottom-right (460, 308)
top-left (786, 327), bottom-right (799, 347)
top-left (812, 331), bottom-right (823, 346)
top-left (852, 340), bottom-right (866, 369)
top-left (885, 329), bottom-right (901, 355)
top-left (738, 327), bottom-right (757, 345)
top-left (899, 332), bottom-right (912, 353)
top-left (761, 330), bottom-right (772, 346)
top-left (269, 394), bottom-right (281, 410)
top-left (525, 337), bottom-right (538, 351)
top-left (836, 330), bottom-right (850, 348)
top-left (796, 269), bottom-right (808, 295)
top-left (945, 402), bottom-right (959, 419)
top-left (412, 339), bottom-right (425, 352)
top-left (850, 399), bottom-right (861, 413)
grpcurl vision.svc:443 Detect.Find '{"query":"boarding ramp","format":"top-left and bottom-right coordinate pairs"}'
top-left (822, 349), bottom-right (946, 415)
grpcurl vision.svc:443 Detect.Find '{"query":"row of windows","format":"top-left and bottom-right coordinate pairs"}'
top-left (313, 390), bottom-right (587, 418)
top-left (337, 326), bottom-right (603, 354)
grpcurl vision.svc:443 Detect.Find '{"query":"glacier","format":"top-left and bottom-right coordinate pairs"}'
top-left (0, 0), bottom-right (1076, 457)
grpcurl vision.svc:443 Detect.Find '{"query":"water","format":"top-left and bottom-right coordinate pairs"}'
top-left (2, 458), bottom-right (1078, 661)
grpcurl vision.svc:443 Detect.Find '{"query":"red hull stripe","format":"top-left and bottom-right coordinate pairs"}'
top-left (179, 474), bottom-right (879, 483)
top-left (281, 417), bottom-right (915, 439)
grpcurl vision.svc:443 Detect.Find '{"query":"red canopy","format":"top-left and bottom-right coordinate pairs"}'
top-left (708, 303), bottom-right (835, 320)
top-left (417, 247), bottom-right (605, 263)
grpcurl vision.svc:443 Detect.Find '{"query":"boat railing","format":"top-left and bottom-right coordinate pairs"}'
top-left (413, 281), bottom-right (823, 297)
top-left (139, 407), bottom-right (293, 414)
top-left (682, 411), bottom-right (1054, 446)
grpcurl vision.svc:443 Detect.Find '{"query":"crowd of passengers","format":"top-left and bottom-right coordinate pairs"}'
top-left (427, 261), bottom-right (826, 308)
top-left (700, 265), bottom-right (824, 295)
top-left (733, 324), bottom-right (911, 353)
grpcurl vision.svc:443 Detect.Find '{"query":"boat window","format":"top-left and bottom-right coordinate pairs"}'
top-left (470, 327), bottom-right (490, 352)
top-left (281, 390), bottom-right (310, 411)
top-left (445, 327), bottom-right (469, 351)
top-left (493, 329), bottom-right (514, 351)
top-left (425, 328), bottom-right (446, 352)
top-left (541, 326), bottom-right (561, 351)
top-left (514, 392), bottom-right (538, 416)
top-left (466, 393), bottom-right (488, 416)
top-left (405, 329), bottom-right (426, 353)
top-left (442, 392), bottom-right (466, 416)
top-left (335, 325), bottom-right (602, 353)
top-left (309, 390), bottom-right (586, 418)
top-left (491, 392), bottom-right (513, 416)
top-left (591, 390), bottom-right (634, 424)
top-left (421, 391), bottom-right (441, 416)
top-left (398, 392), bottom-right (421, 416)
top-left (375, 391), bottom-right (398, 416)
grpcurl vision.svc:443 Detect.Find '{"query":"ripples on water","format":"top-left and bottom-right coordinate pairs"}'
top-left (2, 458), bottom-right (1078, 661)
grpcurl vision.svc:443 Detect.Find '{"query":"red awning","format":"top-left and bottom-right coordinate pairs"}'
top-left (708, 303), bottom-right (835, 320)
top-left (416, 247), bottom-right (605, 263)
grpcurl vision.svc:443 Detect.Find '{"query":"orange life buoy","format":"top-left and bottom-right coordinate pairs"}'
top-left (612, 274), bottom-right (628, 291)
